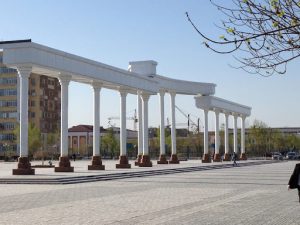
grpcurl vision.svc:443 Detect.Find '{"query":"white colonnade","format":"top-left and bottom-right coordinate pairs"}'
top-left (195, 96), bottom-right (251, 163)
top-left (0, 40), bottom-right (251, 175)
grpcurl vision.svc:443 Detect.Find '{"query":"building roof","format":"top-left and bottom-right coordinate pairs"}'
top-left (68, 125), bottom-right (106, 132)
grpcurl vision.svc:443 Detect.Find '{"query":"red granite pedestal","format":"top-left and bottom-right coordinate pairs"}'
top-left (139, 155), bottom-right (153, 167)
top-left (55, 156), bottom-right (74, 172)
top-left (157, 154), bottom-right (168, 164)
top-left (134, 154), bottom-right (142, 166)
top-left (168, 154), bottom-right (180, 164)
top-left (240, 153), bottom-right (247, 160)
top-left (202, 154), bottom-right (211, 163)
top-left (116, 155), bottom-right (131, 169)
top-left (12, 157), bottom-right (35, 175)
top-left (223, 153), bottom-right (231, 161)
top-left (88, 156), bottom-right (105, 170)
top-left (213, 153), bottom-right (221, 162)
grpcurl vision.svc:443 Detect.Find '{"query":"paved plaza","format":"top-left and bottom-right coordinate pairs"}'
top-left (0, 160), bottom-right (299, 225)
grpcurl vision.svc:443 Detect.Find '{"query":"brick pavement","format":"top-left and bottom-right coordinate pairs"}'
top-left (0, 160), bottom-right (299, 225)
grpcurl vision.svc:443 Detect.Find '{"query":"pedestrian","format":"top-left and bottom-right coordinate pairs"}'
top-left (232, 152), bottom-right (238, 167)
top-left (288, 163), bottom-right (300, 203)
top-left (72, 153), bottom-right (76, 162)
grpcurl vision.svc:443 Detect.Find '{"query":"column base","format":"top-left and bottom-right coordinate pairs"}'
top-left (213, 153), bottom-right (221, 162)
top-left (240, 153), bottom-right (247, 160)
top-left (169, 154), bottom-right (180, 164)
top-left (202, 154), bottom-right (211, 163)
top-left (139, 155), bottom-right (153, 167)
top-left (55, 156), bottom-right (74, 172)
top-left (12, 157), bottom-right (35, 175)
top-left (88, 156), bottom-right (105, 170)
top-left (134, 154), bottom-right (142, 166)
top-left (157, 154), bottom-right (168, 164)
top-left (223, 153), bottom-right (231, 161)
top-left (116, 155), bottom-right (131, 169)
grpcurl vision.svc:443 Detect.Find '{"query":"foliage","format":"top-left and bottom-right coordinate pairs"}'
top-left (13, 122), bottom-right (42, 156)
top-left (186, 0), bottom-right (300, 76)
top-left (47, 130), bottom-right (60, 149)
top-left (247, 119), bottom-right (269, 155)
top-left (101, 127), bottom-right (119, 158)
top-left (246, 119), bottom-right (300, 156)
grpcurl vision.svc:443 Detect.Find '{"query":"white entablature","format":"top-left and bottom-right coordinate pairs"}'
top-left (194, 95), bottom-right (251, 117)
top-left (0, 41), bottom-right (215, 96)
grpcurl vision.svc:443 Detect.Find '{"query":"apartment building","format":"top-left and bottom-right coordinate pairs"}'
top-left (0, 52), bottom-right (61, 154)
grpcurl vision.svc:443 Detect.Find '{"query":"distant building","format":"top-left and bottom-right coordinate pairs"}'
top-left (68, 125), bottom-right (138, 155)
top-left (0, 52), bottom-right (61, 154)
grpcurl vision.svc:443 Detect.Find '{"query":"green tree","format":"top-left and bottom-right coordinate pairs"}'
top-left (13, 122), bottom-right (42, 157)
top-left (247, 119), bottom-right (269, 156)
top-left (101, 127), bottom-right (119, 159)
top-left (186, 0), bottom-right (300, 76)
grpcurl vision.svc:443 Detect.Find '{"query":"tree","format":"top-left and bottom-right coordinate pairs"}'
top-left (101, 127), bottom-right (119, 159)
top-left (247, 119), bottom-right (269, 156)
top-left (13, 122), bottom-right (42, 157)
top-left (186, 0), bottom-right (300, 76)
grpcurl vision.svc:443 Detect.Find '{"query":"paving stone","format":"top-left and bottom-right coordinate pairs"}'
top-left (0, 160), bottom-right (299, 225)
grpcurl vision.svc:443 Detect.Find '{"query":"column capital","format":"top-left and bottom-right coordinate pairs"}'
top-left (141, 92), bottom-right (151, 101)
top-left (119, 88), bottom-right (129, 97)
top-left (169, 90), bottom-right (176, 97)
top-left (158, 89), bottom-right (166, 95)
top-left (214, 109), bottom-right (220, 115)
top-left (232, 113), bottom-right (238, 119)
top-left (91, 81), bottom-right (103, 90)
top-left (203, 108), bottom-right (209, 114)
top-left (17, 66), bottom-right (32, 78)
top-left (58, 74), bottom-right (72, 86)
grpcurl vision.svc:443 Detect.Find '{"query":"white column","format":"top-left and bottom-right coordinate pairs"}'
top-left (119, 90), bottom-right (127, 156)
top-left (224, 113), bottom-right (229, 155)
top-left (18, 67), bottom-right (31, 157)
top-left (92, 83), bottom-right (102, 156)
top-left (78, 138), bottom-right (80, 153)
top-left (170, 91), bottom-right (176, 155)
top-left (241, 116), bottom-right (246, 155)
top-left (233, 114), bottom-right (238, 154)
top-left (137, 91), bottom-right (143, 155)
top-left (141, 93), bottom-right (150, 155)
top-left (58, 75), bottom-right (71, 157)
top-left (69, 136), bottom-right (72, 149)
top-left (214, 110), bottom-right (220, 155)
top-left (203, 109), bottom-right (209, 155)
top-left (159, 90), bottom-right (165, 155)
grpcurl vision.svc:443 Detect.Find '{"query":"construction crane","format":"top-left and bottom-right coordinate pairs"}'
top-left (175, 105), bottom-right (202, 133)
top-left (107, 109), bottom-right (138, 130)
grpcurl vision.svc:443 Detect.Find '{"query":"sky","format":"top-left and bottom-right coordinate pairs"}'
top-left (0, 0), bottom-right (299, 130)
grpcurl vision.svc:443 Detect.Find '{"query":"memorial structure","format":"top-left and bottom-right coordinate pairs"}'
top-left (0, 40), bottom-right (251, 175)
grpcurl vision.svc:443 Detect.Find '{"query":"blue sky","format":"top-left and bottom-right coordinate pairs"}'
top-left (1, 0), bottom-right (299, 130)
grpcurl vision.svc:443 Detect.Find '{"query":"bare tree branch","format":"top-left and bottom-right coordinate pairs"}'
top-left (186, 0), bottom-right (300, 76)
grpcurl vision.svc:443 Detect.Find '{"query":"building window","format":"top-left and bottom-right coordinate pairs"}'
top-left (0, 67), bottom-right (17, 74)
top-left (0, 122), bottom-right (15, 130)
top-left (0, 112), bottom-right (17, 119)
top-left (31, 101), bottom-right (35, 107)
top-left (0, 100), bottom-right (17, 107)
top-left (0, 89), bottom-right (17, 96)
top-left (31, 78), bottom-right (36, 86)
top-left (0, 133), bottom-right (15, 141)
top-left (30, 90), bottom-right (36, 96)
top-left (0, 77), bottom-right (17, 85)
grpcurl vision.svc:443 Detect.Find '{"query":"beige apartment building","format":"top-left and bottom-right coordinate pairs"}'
top-left (0, 52), bottom-right (61, 155)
